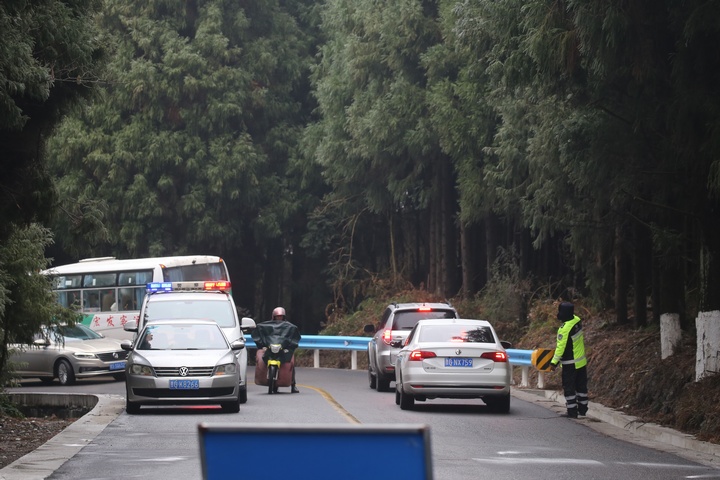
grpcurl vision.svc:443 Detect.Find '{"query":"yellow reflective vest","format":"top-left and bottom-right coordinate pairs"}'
top-left (551, 315), bottom-right (587, 368)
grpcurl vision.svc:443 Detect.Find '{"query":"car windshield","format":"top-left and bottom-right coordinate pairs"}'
top-left (137, 324), bottom-right (228, 351)
top-left (145, 299), bottom-right (236, 327)
top-left (418, 325), bottom-right (496, 344)
top-left (393, 310), bottom-right (456, 330)
top-left (48, 324), bottom-right (103, 341)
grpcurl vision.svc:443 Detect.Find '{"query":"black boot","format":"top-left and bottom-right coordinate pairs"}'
top-left (563, 408), bottom-right (578, 418)
top-left (291, 385), bottom-right (299, 393)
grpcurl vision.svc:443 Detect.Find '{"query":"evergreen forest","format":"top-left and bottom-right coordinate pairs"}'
top-left (2, 0), bottom-right (720, 380)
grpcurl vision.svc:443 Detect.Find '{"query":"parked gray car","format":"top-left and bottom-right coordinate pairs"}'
top-left (122, 319), bottom-right (245, 414)
top-left (11, 324), bottom-right (127, 385)
top-left (364, 302), bottom-right (458, 391)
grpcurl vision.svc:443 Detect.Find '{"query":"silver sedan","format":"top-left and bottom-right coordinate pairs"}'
top-left (394, 318), bottom-right (512, 412)
top-left (122, 319), bottom-right (245, 414)
top-left (11, 324), bottom-right (127, 385)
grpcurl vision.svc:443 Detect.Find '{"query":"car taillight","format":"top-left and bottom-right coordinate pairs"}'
top-left (409, 350), bottom-right (437, 361)
top-left (417, 307), bottom-right (432, 312)
top-left (382, 329), bottom-right (393, 345)
top-left (481, 351), bottom-right (508, 362)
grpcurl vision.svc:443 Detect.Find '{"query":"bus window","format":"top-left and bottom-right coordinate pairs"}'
top-left (119, 287), bottom-right (143, 310)
top-left (83, 290), bottom-right (101, 312)
top-left (163, 263), bottom-right (228, 282)
top-left (54, 275), bottom-right (81, 290)
top-left (101, 289), bottom-right (117, 311)
top-left (118, 270), bottom-right (153, 286)
top-left (83, 273), bottom-right (117, 288)
top-left (57, 290), bottom-right (81, 309)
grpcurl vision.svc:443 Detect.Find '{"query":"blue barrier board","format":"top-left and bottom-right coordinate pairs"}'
top-left (198, 423), bottom-right (433, 480)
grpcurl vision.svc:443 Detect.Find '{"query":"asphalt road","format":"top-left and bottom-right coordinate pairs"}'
top-left (5, 367), bottom-right (720, 480)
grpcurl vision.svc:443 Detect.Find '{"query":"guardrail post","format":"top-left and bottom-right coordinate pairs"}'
top-left (313, 349), bottom-right (320, 368)
top-left (521, 366), bottom-right (529, 388)
top-left (537, 371), bottom-right (545, 389)
top-left (351, 351), bottom-right (357, 370)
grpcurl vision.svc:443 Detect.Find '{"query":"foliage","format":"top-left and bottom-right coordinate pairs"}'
top-left (0, 392), bottom-right (23, 418)
top-left (476, 247), bottom-right (534, 325)
top-left (0, 224), bottom-right (80, 390)
top-left (45, 0), bottom-right (322, 318)
top-left (0, 0), bottom-right (104, 237)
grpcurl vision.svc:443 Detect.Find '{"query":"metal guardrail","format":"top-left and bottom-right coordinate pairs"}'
top-left (244, 335), bottom-right (541, 386)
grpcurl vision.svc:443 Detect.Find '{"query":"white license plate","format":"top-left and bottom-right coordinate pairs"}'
top-left (169, 379), bottom-right (199, 390)
top-left (445, 358), bottom-right (473, 367)
top-left (109, 361), bottom-right (126, 371)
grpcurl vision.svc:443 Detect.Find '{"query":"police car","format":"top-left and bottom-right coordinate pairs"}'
top-left (123, 281), bottom-right (255, 403)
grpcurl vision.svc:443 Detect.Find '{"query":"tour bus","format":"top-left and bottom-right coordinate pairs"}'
top-left (43, 255), bottom-right (231, 340)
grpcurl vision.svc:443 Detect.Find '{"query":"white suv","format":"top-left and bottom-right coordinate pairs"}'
top-left (124, 281), bottom-right (256, 403)
top-left (364, 302), bottom-right (458, 392)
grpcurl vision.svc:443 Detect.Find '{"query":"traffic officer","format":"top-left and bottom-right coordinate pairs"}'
top-left (550, 302), bottom-right (588, 418)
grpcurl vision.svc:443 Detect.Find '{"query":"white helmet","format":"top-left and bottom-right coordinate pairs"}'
top-left (272, 307), bottom-right (286, 319)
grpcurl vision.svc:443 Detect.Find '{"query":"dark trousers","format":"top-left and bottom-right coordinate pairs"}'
top-left (561, 364), bottom-right (588, 416)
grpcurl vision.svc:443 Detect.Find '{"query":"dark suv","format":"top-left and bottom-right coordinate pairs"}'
top-left (364, 302), bottom-right (459, 391)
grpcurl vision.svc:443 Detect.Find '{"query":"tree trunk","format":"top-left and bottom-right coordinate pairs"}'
top-left (696, 199), bottom-right (720, 380)
top-left (633, 222), bottom-right (650, 328)
top-left (485, 212), bottom-right (500, 280)
top-left (389, 213), bottom-right (398, 286)
top-left (460, 221), bottom-right (472, 297)
top-left (614, 224), bottom-right (628, 325)
top-left (427, 201), bottom-right (437, 293)
top-left (441, 157), bottom-right (460, 298)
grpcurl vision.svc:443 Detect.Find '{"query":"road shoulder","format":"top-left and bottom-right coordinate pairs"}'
top-left (512, 387), bottom-right (720, 468)
top-left (0, 394), bottom-right (125, 480)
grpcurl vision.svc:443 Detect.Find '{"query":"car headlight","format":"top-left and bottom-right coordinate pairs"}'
top-left (73, 352), bottom-right (98, 359)
top-left (129, 364), bottom-right (155, 376)
top-left (214, 363), bottom-right (238, 376)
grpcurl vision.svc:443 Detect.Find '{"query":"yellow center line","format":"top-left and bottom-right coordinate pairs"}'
top-left (297, 384), bottom-right (361, 424)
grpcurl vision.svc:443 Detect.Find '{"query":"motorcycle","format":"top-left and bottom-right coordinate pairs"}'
top-left (254, 344), bottom-right (294, 394)
top-left (252, 321), bottom-right (297, 394)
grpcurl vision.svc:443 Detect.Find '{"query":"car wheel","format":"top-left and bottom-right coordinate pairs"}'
top-left (368, 369), bottom-right (377, 390)
top-left (221, 397), bottom-right (241, 413)
top-left (377, 376), bottom-right (391, 392)
top-left (238, 386), bottom-right (248, 404)
top-left (399, 386), bottom-right (414, 410)
top-left (56, 359), bottom-right (76, 386)
top-left (126, 400), bottom-right (141, 414)
top-left (486, 394), bottom-right (511, 414)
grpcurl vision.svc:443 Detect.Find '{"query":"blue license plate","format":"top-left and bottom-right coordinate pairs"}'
top-left (109, 361), bottom-right (126, 371)
top-left (445, 358), bottom-right (473, 367)
top-left (169, 379), bottom-right (199, 390)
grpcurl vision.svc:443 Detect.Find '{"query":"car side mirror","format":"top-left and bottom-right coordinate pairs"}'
top-left (123, 320), bottom-right (138, 332)
top-left (33, 338), bottom-right (50, 347)
top-left (500, 340), bottom-right (512, 349)
top-left (363, 324), bottom-right (375, 334)
top-left (241, 317), bottom-right (256, 333)
top-left (120, 340), bottom-right (133, 351)
top-left (230, 340), bottom-right (246, 351)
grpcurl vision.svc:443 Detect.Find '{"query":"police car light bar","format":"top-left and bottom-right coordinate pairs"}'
top-left (147, 282), bottom-right (173, 293)
top-left (146, 281), bottom-right (232, 293)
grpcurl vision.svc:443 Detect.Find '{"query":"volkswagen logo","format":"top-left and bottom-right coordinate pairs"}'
top-left (179, 367), bottom-right (189, 376)
top-left (455, 349), bottom-right (462, 355)
top-left (112, 352), bottom-right (119, 359)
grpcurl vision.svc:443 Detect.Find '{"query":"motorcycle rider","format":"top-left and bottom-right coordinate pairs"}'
top-left (252, 306), bottom-right (301, 393)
